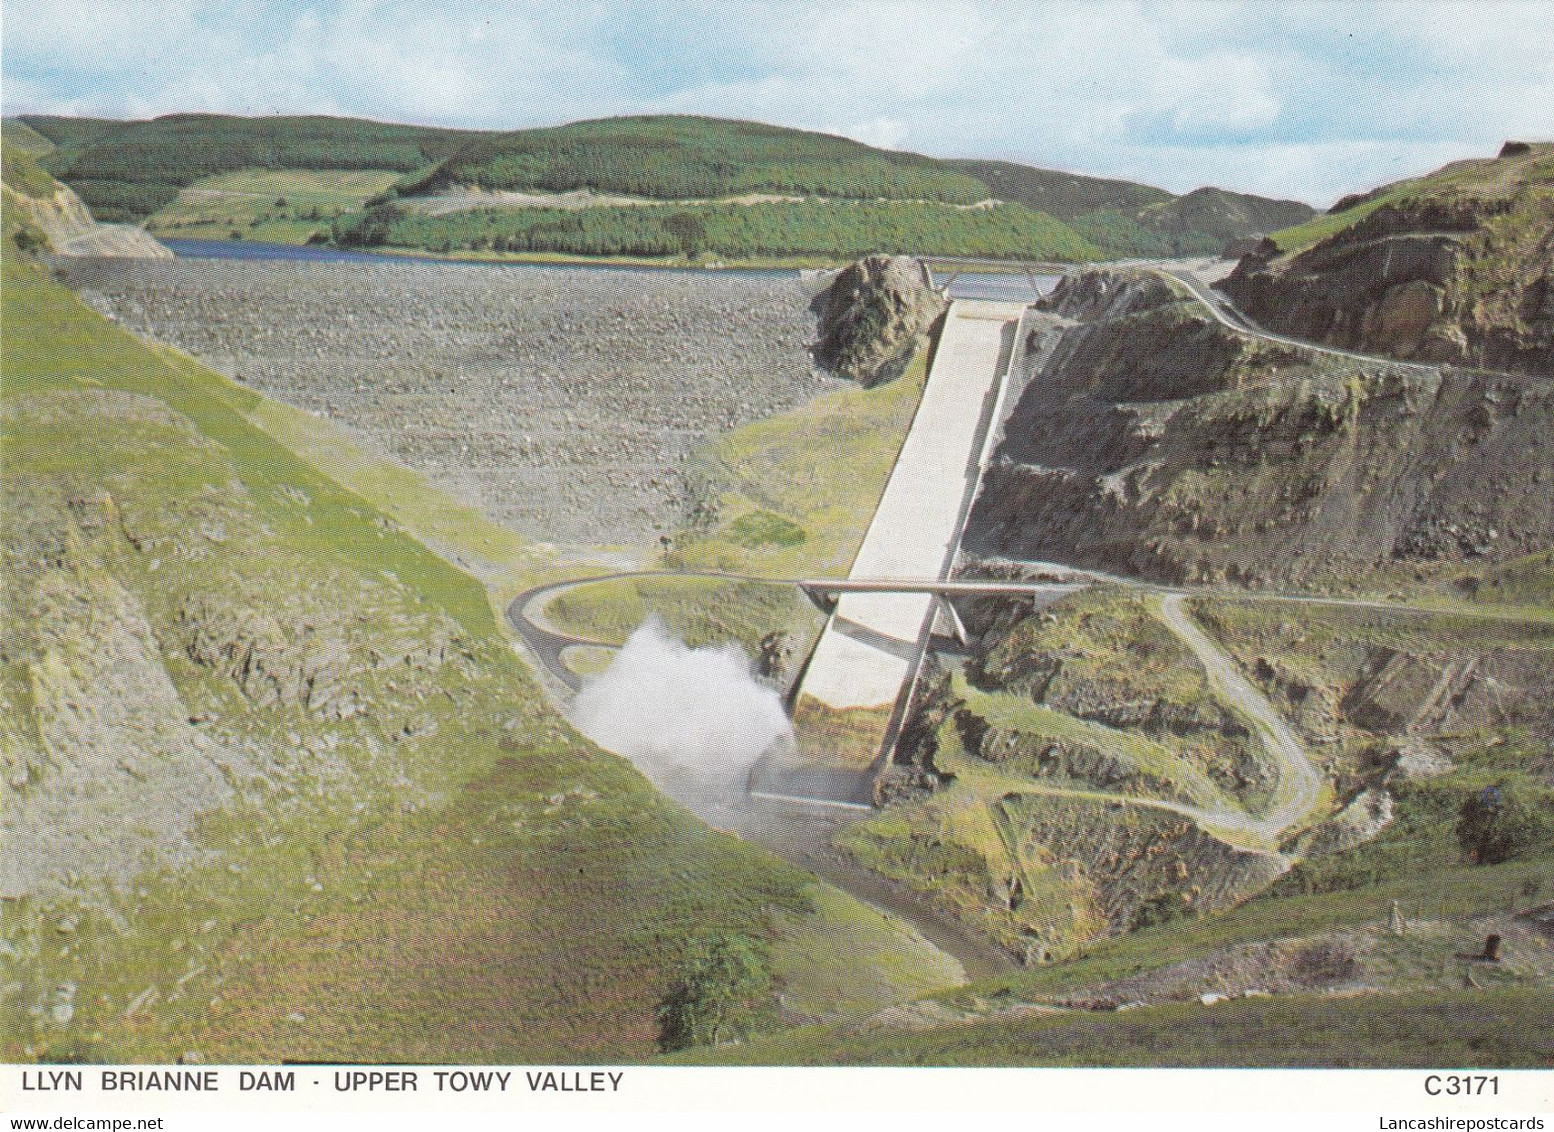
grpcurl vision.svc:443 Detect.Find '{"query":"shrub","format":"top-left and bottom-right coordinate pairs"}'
top-left (655, 932), bottom-right (774, 1051)
top-left (12, 228), bottom-right (47, 255)
top-left (1456, 782), bottom-right (1554, 865)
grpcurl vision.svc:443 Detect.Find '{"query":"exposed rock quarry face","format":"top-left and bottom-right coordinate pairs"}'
top-left (1, 557), bottom-right (247, 900)
top-left (965, 268), bottom-right (1554, 589)
top-left (3, 179), bottom-right (171, 258)
top-left (1223, 144), bottom-right (1553, 376)
top-left (9, 182), bottom-right (96, 246)
top-left (810, 254), bottom-right (947, 386)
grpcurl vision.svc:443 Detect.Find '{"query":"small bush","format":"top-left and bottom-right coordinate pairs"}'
top-left (656, 932), bottom-right (774, 1051)
top-left (1457, 782), bottom-right (1554, 865)
top-left (12, 228), bottom-right (47, 255)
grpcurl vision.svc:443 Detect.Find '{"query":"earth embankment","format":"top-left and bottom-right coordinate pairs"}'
top-left (55, 257), bottom-right (836, 546)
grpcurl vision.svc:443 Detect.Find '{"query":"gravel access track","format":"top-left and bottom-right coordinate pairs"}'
top-left (60, 257), bottom-right (836, 545)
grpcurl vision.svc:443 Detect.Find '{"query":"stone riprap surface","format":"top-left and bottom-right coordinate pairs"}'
top-left (58, 257), bottom-right (835, 545)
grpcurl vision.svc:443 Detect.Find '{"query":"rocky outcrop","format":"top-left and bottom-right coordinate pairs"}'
top-left (6, 181), bottom-right (96, 247)
top-left (1037, 267), bottom-right (1178, 322)
top-left (1223, 143), bottom-right (1553, 376)
top-left (1296, 788), bottom-right (1394, 858)
top-left (974, 725), bottom-right (1201, 806)
top-left (0, 565), bottom-right (247, 900)
top-left (59, 222), bottom-right (173, 258)
top-left (810, 254), bottom-right (946, 385)
top-left (4, 176), bottom-right (171, 259)
top-left (965, 274), bottom-right (1554, 589)
top-left (1342, 648), bottom-right (1520, 735)
top-left (1002, 793), bottom-right (1287, 938)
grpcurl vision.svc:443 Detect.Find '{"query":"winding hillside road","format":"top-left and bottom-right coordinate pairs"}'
top-left (1157, 593), bottom-right (1323, 841)
top-left (506, 571), bottom-right (1330, 841)
top-left (1155, 263), bottom-right (1535, 385)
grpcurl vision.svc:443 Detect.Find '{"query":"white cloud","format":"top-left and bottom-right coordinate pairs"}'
top-left (3, 0), bottom-right (1550, 203)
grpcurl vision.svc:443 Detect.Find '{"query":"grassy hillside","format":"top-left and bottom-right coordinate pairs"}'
top-left (0, 255), bottom-right (943, 1062)
top-left (946, 158), bottom-right (1315, 257)
top-left (2, 117), bottom-right (55, 156)
top-left (677, 986), bottom-right (1554, 1066)
top-left (1266, 149), bottom-right (1554, 259)
top-left (22, 112), bottom-right (489, 221)
top-left (2, 147), bottom-right (58, 199)
top-left (326, 196), bottom-right (1105, 263)
top-left (944, 158), bottom-right (1172, 219)
top-left (1137, 186), bottom-right (1316, 255)
top-left (145, 168), bottom-right (402, 245)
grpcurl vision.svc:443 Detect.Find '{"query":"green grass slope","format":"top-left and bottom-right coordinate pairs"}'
top-left (676, 986), bottom-right (1554, 1067)
top-left (0, 256), bottom-right (940, 1062)
top-left (943, 158), bottom-right (1172, 219)
top-left (1137, 186), bottom-right (1316, 255)
top-left (1269, 143), bottom-right (1554, 256)
top-left (946, 158), bottom-right (1315, 256)
top-left (3, 117), bottom-right (56, 156)
top-left (2, 147), bottom-right (59, 200)
top-left (145, 168), bottom-right (402, 246)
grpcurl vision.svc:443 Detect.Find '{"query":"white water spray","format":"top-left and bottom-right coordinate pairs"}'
top-left (571, 620), bottom-right (793, 814)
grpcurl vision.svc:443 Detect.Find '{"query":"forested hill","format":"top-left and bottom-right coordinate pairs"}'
top-left (19, 111), bottom-right (1316, 257)
top-left (394, 115), bottom-right (993, 203)
top-left (20, 113), bottom-right (490, 221)
top-left (947, 158), bottom-right (1316, 257)
top-left (944, 157), bottom-right (1173, 218)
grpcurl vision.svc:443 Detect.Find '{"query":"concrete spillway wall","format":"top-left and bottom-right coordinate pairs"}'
top-left (778, 299), bottom-right (1026, 800)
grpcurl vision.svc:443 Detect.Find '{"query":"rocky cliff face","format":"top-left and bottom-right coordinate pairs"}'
top-left (1224, 143), bottom-right (1553, 376)
top-left (3, 153), bottom-right (170, 258)
top-left (810, 254), bottom-right (947, 385)
top-left (966, 269), bottom-right (1554, 589)
top-left (6, 181), bottom-right (96, 247)
top-left (0, 389), bottom-right (466, 902)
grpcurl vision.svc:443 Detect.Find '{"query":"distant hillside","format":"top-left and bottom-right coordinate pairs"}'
top-left (946, 159), bottom-right (1314, 257)
top-left (325, 196), bottom-right (1106, 263)
top-left (944, 158), bottom-right (1173, 218)
top-left (1225, 142), bottom-right (1554, 374)
top-left (393, 115), bottom-right (991, 204)
top-left (1, 116), bottom-right (55, 155)
top-left (1137, 186), bottom-right (1316, 255)
top-left (21, 110), bottom-right (1316, 259)
top-left (21, 112), bottom-right (490, 222)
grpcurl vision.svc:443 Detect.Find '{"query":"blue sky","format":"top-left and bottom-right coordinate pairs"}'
top-left (4, 1), bottom-right (1551, 205)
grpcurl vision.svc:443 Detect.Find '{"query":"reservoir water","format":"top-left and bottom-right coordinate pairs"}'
top-left (159, 238), bottom-right (791, 278)
top-left (161, 238), bottom-right (1058, 298)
